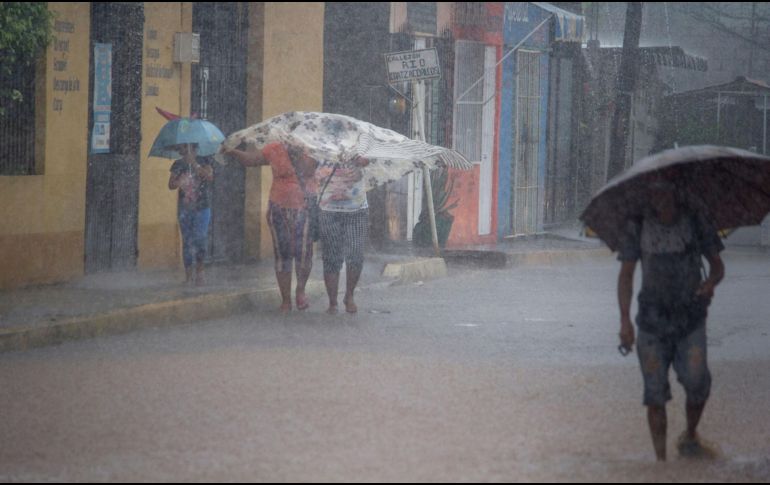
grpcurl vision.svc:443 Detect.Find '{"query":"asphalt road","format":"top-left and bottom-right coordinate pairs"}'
top-left (1, 254), bottom-right (769, 481)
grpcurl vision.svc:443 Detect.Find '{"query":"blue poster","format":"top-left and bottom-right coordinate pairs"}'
top-left (91, 43), bottom-right (112, 154)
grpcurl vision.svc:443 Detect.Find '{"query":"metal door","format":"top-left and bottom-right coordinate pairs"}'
top-left (84, 3), bottom-right (143, 273)
top-left (511, 50), bottom-right (541, 236)
top-left (192, 3), bottom-right (249, 264)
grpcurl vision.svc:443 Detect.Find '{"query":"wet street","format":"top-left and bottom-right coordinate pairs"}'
top-left (1, 254), bottom-right (769, 482)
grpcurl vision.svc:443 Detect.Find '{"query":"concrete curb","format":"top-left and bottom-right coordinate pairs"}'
top-left (382, 258), bottom-right (448, 285)
top-left (442, 248), bottom-right (612, 269)
top-left (0, 250), bottom-right (611, 353)
top-left (505, 248), bottom-right (612, 266)
top-left (0, 289), bottom-right (260, 353)
top-left (0, 273), bottom-right (399, 353)
top-left (443, 250), bottom-right (508, 269)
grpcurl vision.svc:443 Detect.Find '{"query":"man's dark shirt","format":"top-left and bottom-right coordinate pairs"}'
top-left (617, 211), bottom-right (724, 338)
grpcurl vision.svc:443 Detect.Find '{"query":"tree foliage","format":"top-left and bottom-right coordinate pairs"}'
top-left (673, 2), bottom-right (770, 54)
top-left (0, 2), bottom-right (53, 115)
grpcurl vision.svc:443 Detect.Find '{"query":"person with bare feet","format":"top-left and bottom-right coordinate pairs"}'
top-left (223, 143), bottom-right (317, 312)
top-left (168, 143), bottom-right (214, 287)
top-left (616, 178), bottom-right (724, 462)
top-left (316, 154), bottom-right (370, 314)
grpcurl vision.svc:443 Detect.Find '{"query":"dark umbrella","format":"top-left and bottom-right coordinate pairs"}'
top-left (581, 145), bottom-right (770, 251)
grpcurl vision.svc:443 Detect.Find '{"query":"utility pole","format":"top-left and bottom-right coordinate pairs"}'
top-left (749, 2), bottom-right (757, 77)
top-left (606, 2), bottom-right (643, 181)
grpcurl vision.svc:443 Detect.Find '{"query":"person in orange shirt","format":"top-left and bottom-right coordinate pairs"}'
top-left (224, 143), bottom-right (318, 312)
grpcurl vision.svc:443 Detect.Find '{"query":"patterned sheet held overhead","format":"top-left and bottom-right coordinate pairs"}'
top-left (216, 111), bottom-right (472, 190)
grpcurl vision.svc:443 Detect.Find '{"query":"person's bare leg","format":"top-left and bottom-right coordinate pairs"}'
top-left (343, 264), bottom-right (362, 313)
top-left (324, 272), bottom-right (339, 314)
top-left (648, 405), bottom-right (667, 462)
top-left (677, 400), bottom-right (717, 459)
top-left (276, 271), bottom-right (292, 312)
top-left (685, 400), bottom-right (705, 440)
top-left (185, 267), bottom-right (195, 285)
top-left (296, 268), bottom-right (311, 310)
top-left (195, 260), bottom-right (206, 287)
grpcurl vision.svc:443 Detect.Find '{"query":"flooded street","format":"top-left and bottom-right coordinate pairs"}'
top-left (2, 255), bottom-right (769, 481)
top-left (6, 2), bottom-right (770, 482)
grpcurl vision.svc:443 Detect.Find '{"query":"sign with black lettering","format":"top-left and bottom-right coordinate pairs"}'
top-left (385, 48), bottom-right (441, 84)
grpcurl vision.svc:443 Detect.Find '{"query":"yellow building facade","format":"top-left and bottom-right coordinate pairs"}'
top-left (0, 2), bottom-right (325, 289)
top-left (0, 3), bottom-right (91, 289)
top-left (251, 2), bottom-right (325, 258)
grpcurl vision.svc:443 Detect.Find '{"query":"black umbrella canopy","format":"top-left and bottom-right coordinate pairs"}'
top-left (581, 146), bottom-right (770, 251)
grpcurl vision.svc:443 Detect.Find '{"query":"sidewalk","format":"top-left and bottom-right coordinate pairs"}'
top-left (0, 233), bottom-right (613, 353)
top-left (442, 226), bottom-right (611, 268)
top-left (0, 251), bottom-right (435, 353)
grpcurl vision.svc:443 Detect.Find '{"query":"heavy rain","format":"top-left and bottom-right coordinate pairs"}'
top-left (1, 2), bottom-right (770, 482)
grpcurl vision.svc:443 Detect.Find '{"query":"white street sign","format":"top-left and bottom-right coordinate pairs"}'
top-left (385, 48), bottom-right (441, 84)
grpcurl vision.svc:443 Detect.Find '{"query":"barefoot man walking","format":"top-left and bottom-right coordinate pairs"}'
top-left (616, 179), bottom-right (724, 461)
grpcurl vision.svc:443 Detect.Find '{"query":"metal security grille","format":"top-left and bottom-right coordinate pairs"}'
top-left (453, 40), bottom-right (486, 163)
top-left (84, 2), bottom-right (143, 273)
top-left (407, 2), bottom-right (437, 35)
top-left (512, 50), bottom-right (541, 236)
top-left (454, 2), bottom-right (486, 27)
top-left (424, 35), bottom-right (452, 148)
top-left (192, 2), bottom-right (249, 264)
top-left (545, 56), bottom-right (576, 225)
top-left (0, 58), bottom-right (36, 175)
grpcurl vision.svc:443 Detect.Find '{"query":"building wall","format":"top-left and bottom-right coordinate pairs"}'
top-left (0, 3), bottom-right (91, 289)
top-left (254, 2), bottom-right (325, 258)
top-left (244, 3), bottom-right (265, 262)
top-left (0, 2), bottom-right (326, 288)
top-left (389, 3), bottom-right (453, 35)
top-left (498, 3), bottom-right (551, 238)
top-left (0, 2), bottom-right (197, 289)
top-left (446, 3), bottom-right (504, 248)
top-left (137, 3), bottom-right (193, 270)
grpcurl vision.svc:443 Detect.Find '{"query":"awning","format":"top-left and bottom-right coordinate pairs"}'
top-left (600, 46), bottom-right (708, 72)
top-left (673, 76), bottom-right (770, 97)
top-left (641, 47), bottom-right (708, 72)
top-left (532, 2), bottom-right (585, 43)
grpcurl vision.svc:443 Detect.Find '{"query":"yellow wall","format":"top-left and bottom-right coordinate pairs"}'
top-left (244, 3), bottom-right (265, 262)
top-left (254, 2), bottom-right (325, 258)
top-left (0, 2), bottom-right (195, 288)
top-left (137, 2), bottom-right (193, 270)
top-left (0, 3), bottom-right (90, 288)
top-left (0, 2), bottom-right (326, 287)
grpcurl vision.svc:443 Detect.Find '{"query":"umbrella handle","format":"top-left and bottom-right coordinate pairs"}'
top-left (319, 164), bottom-right (339, 200)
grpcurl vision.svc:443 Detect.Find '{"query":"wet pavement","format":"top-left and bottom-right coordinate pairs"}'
top-left (1, 254), bottom-right (769, 481)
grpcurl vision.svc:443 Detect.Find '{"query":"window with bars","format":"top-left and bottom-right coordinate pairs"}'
top-left (0, 59), bottom-right (37, 175)
top-left (453, 40), bottom-right (486, 162)
top-left (512, 50), bottom-right (542, 236)
top-left (407, 2), bottom-right (437, 35)
top-left (454, 2), bottom-right (486, 27)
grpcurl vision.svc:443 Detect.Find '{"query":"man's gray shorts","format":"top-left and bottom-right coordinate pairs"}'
top-left (636, 325), bottom-right (711, 407)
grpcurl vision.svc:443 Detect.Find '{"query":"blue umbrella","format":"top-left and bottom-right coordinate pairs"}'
top-left (149, 118), bottom-right (225, 159)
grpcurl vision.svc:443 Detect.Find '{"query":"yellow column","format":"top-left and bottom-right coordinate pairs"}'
top-left (137, 2), bottom-right (193, 270)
